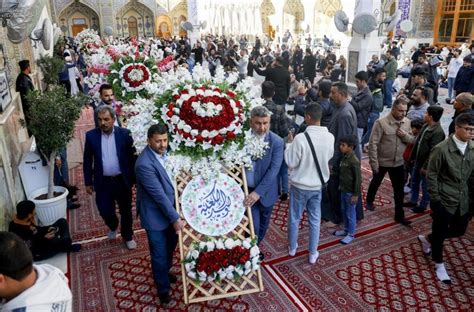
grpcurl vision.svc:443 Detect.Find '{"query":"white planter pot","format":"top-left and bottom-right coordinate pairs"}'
top-left (28, 186), bottom-right (69, 226)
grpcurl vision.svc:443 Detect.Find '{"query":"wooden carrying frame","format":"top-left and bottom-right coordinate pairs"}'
top-left (174, 166), bottom-right (264, 304)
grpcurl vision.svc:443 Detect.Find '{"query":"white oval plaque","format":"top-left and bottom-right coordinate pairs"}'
top-left (181, 174), bottom-right (245, 236)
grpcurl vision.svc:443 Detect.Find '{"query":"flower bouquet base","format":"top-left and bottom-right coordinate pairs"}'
top-left (175, 165), bottom-right (264, 304)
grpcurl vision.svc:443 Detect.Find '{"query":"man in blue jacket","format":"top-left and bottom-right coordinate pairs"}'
top-left (83, 105), bottom-right (137, 249)
top-left (135, 124), bottom-right (184, 305)
top-left (244, 106), bottom-right (284, 251)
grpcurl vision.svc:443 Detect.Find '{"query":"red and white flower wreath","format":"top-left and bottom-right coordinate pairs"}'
top-left (162, 86), bottom-right (245, 149)
top-left (119, 63), bottom-right (151, 92)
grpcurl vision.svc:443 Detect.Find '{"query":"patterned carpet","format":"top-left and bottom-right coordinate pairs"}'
top-left (68, 108), bottom-right (474, 311)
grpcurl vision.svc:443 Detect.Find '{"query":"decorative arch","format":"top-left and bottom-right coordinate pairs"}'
top-left (58, 1), bottom-right (100, 37)
top-left (260, 0), bottom-right (276, 38)
top-left (283, 0), bottom-right (305, 34)
top-left (116, 0), bottom-right (155, 38)
top-left (169, 0), bottom-right (188, 37)
top-left (314, 0), bottom-right (343, 18)
top-left (156, 15), bottom-right (172, 38)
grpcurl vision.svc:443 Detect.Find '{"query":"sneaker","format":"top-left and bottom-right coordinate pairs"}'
top-left (288, 243), bottom-right (298, 257)
top-left (309, 251), bottom-right (319, 264)
top-left (365, 202), bottom-right (374, 211)
top-left (125, 239), bottom-right (137, 250)
top-left (417, 235), bottom-right (431, 255)
top-left (279, 193), bottom-right (288, 201)
top-left (108, 230), bottom-right (117, 240)
top-left (403, 202), bottom-right (417, 208)
top-left (340, 235), bottom-right (355, 245)
top-left (333, 230), bottom-right (347, 237)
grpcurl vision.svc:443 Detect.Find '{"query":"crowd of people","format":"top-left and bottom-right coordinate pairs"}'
top-left (3, 32), bottom-right (474, 308)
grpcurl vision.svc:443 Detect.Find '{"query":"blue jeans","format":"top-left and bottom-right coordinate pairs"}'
top-left (341, 192), bottom-right (357, 235)
top-left (251, 202), bottom-right (274, 244)
top-left (278, 160), bottom-right (289, 194)
top-left (410, 166), bottom-right (429, 209)
top-left (383, 79), bottom-right (394, 107)
top-left (447, 77), bottom-right (455, 99)
top-left (361, 112), bottom-right (380, 146)
top-left (146, 226), bottom-right (178, 294)
top-left (288, 186), bottom-right (322, 254)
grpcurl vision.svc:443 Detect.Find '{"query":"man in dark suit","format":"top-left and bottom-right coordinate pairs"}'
top-left (135, 124), bottom-right (184, 305)
top-left (244, 106), bottom-right (284, 250)
top-left (83, 105), bottom-right (137, 249)
top-left (252, 56), bottom-right (291, 105)
top-left (15, 60), bottom-right (34, 133)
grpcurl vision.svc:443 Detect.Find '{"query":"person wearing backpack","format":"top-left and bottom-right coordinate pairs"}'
top-left (362, 68), bottom-right (386, 152)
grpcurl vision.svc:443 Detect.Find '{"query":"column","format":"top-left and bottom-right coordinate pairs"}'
top-left (301, 0), bottom-right (315, 36)
top-left (346, 0), bottom-right (383, 84)
top-left (187, 0), bottom-right (200, 46)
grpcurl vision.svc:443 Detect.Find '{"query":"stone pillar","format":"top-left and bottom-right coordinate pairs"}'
top-left (272, 1), bottom-right (285, 42)
top-left (301, 0), bottom-right (315, 36)
top-left (346, 0), bottom-right (383, 84)
top-left (187, 0), bottom-right (200, 46)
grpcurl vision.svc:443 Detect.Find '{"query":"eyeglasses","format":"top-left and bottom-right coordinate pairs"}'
top-left (458, 126), bottom-right (474, 133)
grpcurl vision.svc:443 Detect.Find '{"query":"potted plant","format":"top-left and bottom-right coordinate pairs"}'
top-left (22, 55), bottom-right (86, 225)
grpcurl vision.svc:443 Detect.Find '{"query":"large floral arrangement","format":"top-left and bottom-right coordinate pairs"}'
top-left (160, 84), bottom-right (245, 155)
top-left (74, 29), bottom-right (102, 53)
top-left (184, 237), bottom-right (261, 283)
top-left (108, 56), bottom-right (158, 102)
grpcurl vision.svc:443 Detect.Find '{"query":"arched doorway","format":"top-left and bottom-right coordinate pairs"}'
top-left (128, 16), bottom-right (138, 37)
top-left (116, 1), bottom-right (155, 38)
top-left (261, 0), bottom-right (276, 38)
top-left (156, 15), bottom-right (172, 38)
top-left (169, 0), bottom-right (188, 37)
top-left (58, 1), bottom-right (100, 37)
top-left (283, 0), bottom-right (305, 34)
top-left (178, 15), bottom-right (187, 38)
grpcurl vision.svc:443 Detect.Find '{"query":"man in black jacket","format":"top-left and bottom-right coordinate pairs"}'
top-left (252, 56), bottom-right (291, 105)
top-left (15, 60), bottom-right (34, 132)
top-left (303, 48), bottom-right (317, 85)
top-left (350, 71), bottom-right (373, 154)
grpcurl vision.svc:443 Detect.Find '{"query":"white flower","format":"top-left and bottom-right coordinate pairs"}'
top-left (226, 273), bottom-right (234, 280)
top-left (187, 271), bottom-right (197, 280)
top-left (224, 238), bottom-right (235, 249)
top-left (206, 241), bottom-right (215, 252)
top-left (245, 261), bottom-right (251, 270)
top-left (215, 239), bottom-right (225, 249)
top-left (201, 130), bottom-right (209, 138)
top-left (250, 245), bottom-right (260, 258)
top-left (199, 241), bottom-right (206, 249)
top-left (190, 249), bottom-right (199, 260)
top-left (185, 262), bottom-right (195, 271)
top-left (242, 240), bottom-right (251, 249)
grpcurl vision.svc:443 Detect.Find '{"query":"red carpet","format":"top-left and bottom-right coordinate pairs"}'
top-left (68, 108), bottom-right (474, 310)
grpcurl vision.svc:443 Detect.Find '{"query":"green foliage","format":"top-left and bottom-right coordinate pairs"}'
top-left (25, 86), bottom-right (83, 158)
top-left (36, 55), bottom-right (65, 88)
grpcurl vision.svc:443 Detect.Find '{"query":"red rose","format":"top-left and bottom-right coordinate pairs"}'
top-left (212, 135), bottom-right (224, 145)
top-left (166, 110), bottom-right (173, 118)
top-left (227, 132), bottom-right (236, 140)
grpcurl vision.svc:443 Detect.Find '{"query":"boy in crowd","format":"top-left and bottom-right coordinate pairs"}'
top-left (333, 135), bottom-right (361, 244)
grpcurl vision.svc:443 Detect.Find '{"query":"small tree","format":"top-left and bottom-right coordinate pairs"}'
top-left (36, 55), bottom-right (65, 88)
top-left (25, 86), bottom-right (85, 198)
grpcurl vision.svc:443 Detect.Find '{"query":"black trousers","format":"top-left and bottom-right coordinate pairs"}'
top-left (428, 204), bottom-right (470, 263)
top-left (95, 176), bottom-right (133, 241)
top-left (366, 165), bottom-right (406, 221)
top-left (32, 218), bottom-right (72, 261)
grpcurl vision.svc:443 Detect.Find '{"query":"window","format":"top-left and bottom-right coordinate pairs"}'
top-left (438, 14), bottom-right (454, 42)
top-left (456, 13), bottom-right (474, 42)
top-left (460, 0), bottom-right (474, 11)
top-left (73, 18), bottom-right (86, 25)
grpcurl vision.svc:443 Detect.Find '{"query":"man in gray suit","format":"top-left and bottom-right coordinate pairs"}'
top-left (135, 124), bottom-right (184, 305)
